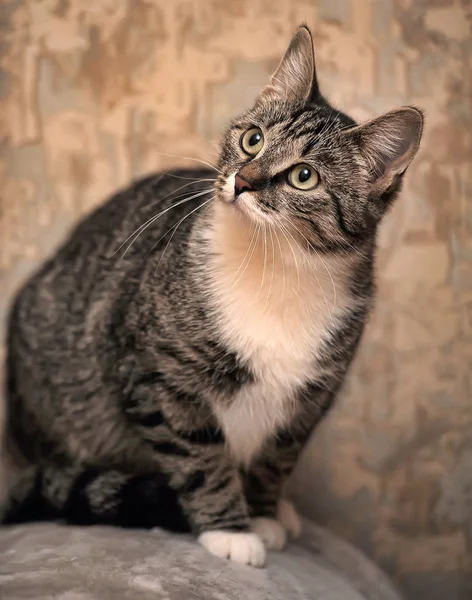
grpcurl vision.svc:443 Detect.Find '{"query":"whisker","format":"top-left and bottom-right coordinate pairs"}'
top-left (115, 186), bottom-right (210, 255)
top-left (317, 108), bottom-right (337, 139)
top-left (314, 248), bottom-right (337, 317)
top-left (158, 172), bottom-right (217, 182)
top-left (337, 237), bottom-right (370, 260)
top-left (273, 227), bottom-right (286, 300)
top-left (282, 217), bottom-right (336, 322)
top-left (117, 188), bottom-right (212, 258)
top-left (268, 225), bottom-right (275, 299)
top-left (155, 197), bottom-right (214, 268)
top-left (233, 225), bottom-right (260, 287)
top-left (155, 151), bottom-right (222, 174)
top-left (277, 221), bottom-right (301, 291)
top-left (151, 179), bottom-right (215, 208)
top-left (256, 223), bottom-right (268, 300)
top-left (230, 224), bottom-right (257, 285)
top-left (262, 224), bottom-right (276, 313)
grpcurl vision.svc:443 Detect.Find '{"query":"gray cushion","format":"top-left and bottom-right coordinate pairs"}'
top-left (0, 520), bottom-right (403, 599)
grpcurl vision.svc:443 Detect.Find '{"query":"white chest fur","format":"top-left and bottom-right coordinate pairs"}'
top-left (206, 204), bottom-right (353, 465)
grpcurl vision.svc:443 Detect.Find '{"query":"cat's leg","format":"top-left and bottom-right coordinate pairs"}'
top-left (244, 439), bottom-right (303, 551)
top-left (122, 413), bottom-right (266, 564)
top-left (170, 452), bottom-right (266, 567)
top-left (125, 390), bottom-right (266, 565)
top-left (244, 386), bottom-right (336, 550)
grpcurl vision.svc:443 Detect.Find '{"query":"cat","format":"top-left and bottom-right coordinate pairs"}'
top-left (1, 25), bottom-right (423, 567)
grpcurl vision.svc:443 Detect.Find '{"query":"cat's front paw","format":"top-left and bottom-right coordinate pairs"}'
top-left (251, 517), bottom-right (287, 550)
top-left (198, 530), bottom-right (266, 567)
top-left (277, 499), bottom-right (302, 540)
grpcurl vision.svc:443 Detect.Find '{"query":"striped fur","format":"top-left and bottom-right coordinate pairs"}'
top-left (1, 26), bottom-right (423, 566)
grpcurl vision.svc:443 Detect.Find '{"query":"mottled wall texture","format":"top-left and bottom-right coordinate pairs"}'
top-left (0, 1), bottom-right (471, 598)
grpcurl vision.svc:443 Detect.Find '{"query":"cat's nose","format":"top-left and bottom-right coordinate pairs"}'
top-left (234, 173), bottom-right (253, 197)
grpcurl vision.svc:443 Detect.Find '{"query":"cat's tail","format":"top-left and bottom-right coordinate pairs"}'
top-left (0, 465), bottom-right (191, 532)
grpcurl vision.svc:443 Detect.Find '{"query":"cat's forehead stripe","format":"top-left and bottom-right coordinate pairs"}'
top-left (263, 105), bottom-right (307, 127)
top-left (277, 112), bottom-right (313, 136)
top-left (265, 108), bottom-right (344, 149)
top-left (280, 117), bottom-right (327, 140)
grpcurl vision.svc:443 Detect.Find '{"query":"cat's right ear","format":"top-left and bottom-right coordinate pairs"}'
top-left (343, 107), bottom-right (424, 200)
top-left (258, 25), bottom-right (321, 105)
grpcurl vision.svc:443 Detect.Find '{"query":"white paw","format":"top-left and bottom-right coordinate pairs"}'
top-left (251, 517), bottom-right (287, 551)
top-left (198, 530), bottom-right (266, 567)
top-left (277, 499), bottom-right (302, 540)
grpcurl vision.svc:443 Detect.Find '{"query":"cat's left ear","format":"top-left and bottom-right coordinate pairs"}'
top-left (344, 107), bottom-right (424, 198)
top-left (259, 25), bottom-right (321, 104)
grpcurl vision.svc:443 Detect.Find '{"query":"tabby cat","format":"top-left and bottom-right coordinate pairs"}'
top-left (1, 26), bottom-right (423, 566)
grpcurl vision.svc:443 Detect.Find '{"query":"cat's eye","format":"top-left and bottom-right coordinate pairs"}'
top-left (288, 164), bottom-right (319, 190)
top-left (240, 127), bottom-right (264, 155)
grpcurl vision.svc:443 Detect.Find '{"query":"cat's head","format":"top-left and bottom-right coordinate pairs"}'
top-left (215, 25), bottom-right (423, 252)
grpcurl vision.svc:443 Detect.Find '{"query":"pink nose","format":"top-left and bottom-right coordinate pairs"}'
top-left (234, 173), bottom-right (253, 197)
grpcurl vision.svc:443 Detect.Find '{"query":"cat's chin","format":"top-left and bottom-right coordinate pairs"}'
top-left (217, 186), bottom-right (259, 225)
top-left (231, 194), bottom-right (257, 218)
top-left (229, 199), bottom-right (270, 232)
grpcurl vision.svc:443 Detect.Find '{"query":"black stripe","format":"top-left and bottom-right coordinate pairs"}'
top-left (130, 370), bottom-right (201, 408)
top-left (279, 118), bottom-right (302, 136)
top-left (117, 474), bottom-right (190, 532)
top-left (155, 342), bottom-right (194, 367)
top-left (244, 472), bottom-right (268, 494)
top-left (331, 193), bottom-right (354, 237)
top-left (136, 411), bottom-right (165, 427)
top-left (133, 371), bottom-right (167, 387)
top-left (248, 501), bottom-right (277, 516)
top-left (299, 215), bottom-right (331, 246)
top-left (296, 215), bottom-right (354, 254)
top-left (268, 106), bottom-right (306, 129)
top-left (177, 426), bottom-right (224, 445)
top-left (203, 523), bottom-right (248, 532)
top-left (152, 441), bottom-right (190, 457)
top-left (260, 461), bottom-right (281, 480)
top-left (63, 469), bottom-right (101, 524)
top-left (297, 124), bottom-right (326, 143)
top-left (206, 496), bottom-right (242, 521)
top-left (302, 136), bottom-right (320, 155)
top-left (266, 113), bottom-right (291, 128)
top-left (174, 389), bottom-right (201, 404)
top-left (229, 123), bottom-right (245, 133)
top-left (275, 430), bottom-right (296, 448)
top-left (206, 474), bottom-right (233, 495)
top-left (181, 470), bottom-right (206, 494)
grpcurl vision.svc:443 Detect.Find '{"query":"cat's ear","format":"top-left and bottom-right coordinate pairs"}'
top-left (259, 25), bottom-right (321, 104)
top-left (345, 107), bottom-right (424, 197)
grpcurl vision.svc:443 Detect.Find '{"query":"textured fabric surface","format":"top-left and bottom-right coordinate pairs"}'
top-left (0, 2), bottom-right (471, 600)
top-left (0, 520), bottom-right (402, 600)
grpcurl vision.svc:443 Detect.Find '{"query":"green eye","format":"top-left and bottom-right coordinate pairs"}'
top-left (240, 127), bottom-right (264, 155)
top-left (288, 164), bottom-right (320, 190)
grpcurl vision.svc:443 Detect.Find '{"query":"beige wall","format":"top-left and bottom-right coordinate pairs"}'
top-left (1, 1), bottom-right (471, 598)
